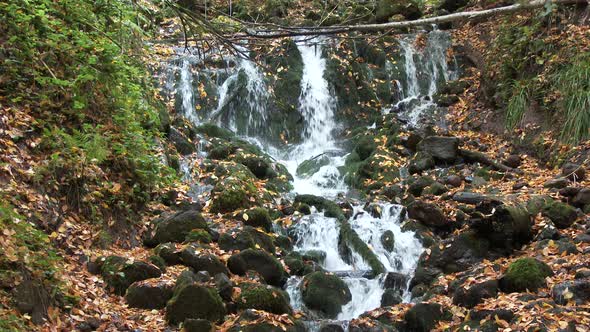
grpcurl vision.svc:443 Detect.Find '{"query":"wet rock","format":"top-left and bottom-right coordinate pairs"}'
top-left (499, 258), bottom-right (553, 293)
top-left (284, 252), bottom-right (324, 276)
top-left (453, 279), bottom-right (498, 308)
top-left (552, 278), bottom-right (590, 305)
top-left (210, 177), bottom-right (257, 213)
top-left (148, 211), bottom-right (208, 246)
top-left (165, 283), bottom-right (225, 324)
top-left (417, 136), bottom-right (460, 163)
top-left (169, 127), bottom-right (196, 155)
top-left (408, 151), bottom-right (435, 174)
top-left (542, 201), bottom-right (577, 229)
top-left (383, 272), bottom-right (409, 290)
top-left (301, 250), bottom-right (327, 265)
top-left (219, 226), bottom-right (275, 253)
top-left (562, 162), bottom-right (585, 181)
top-left (504, 154), bottom-right (522, 168)
top-left (240, 207), bottom-right (273, 232)
top-left (402, 302), bottom-right (451, 332)
top-left (381, 288), bottom-right (403, 306)
top-left (379, 184), bottom-right (404, 200)
top-left (195, 123), bottom-right (234, 140)
top-left (470, 203), bottom-right (533, 252)
top-left (365, 203), bottom-right (383, 218)
top-left (543, 177), bottom-right (569, 189)
top-left (180, 247), bottom-right (229, 276)
top-left (354, 135), bottom-right (377, 160)
top-left (452, 191), bottom-right (501, 205)
top-left (227, 249), bottom-right (287, 287)
top-left (235, 282), bottom-right (292, 314)
top-left (407, 200), bottom-right (448, 228)
top-left (301, 271), bottom-right (352, 318)
top-left (125, 280), bottom-right (173, 309)
top-left (274, 234), bottom-right (293, 252)
top-left (92, 256), bottom-right (162, 295)
top-left (380, 230), bottom-right (395, 252)
top-left (183, 318), bottom-right (213, 332)
top-left (402, 132), bottom-right (422, 151)
top-left (319, 323), bottom-right (345, 332)
top-left (296, 155), bottom-right (330, 178)
top-left (572, 188), bottom-right (590, 206)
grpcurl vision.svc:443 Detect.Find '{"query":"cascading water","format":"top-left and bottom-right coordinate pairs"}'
top-left (389, 29), bottom-right (456, 127)
top-left (162, 29), bottom-right (455, 331)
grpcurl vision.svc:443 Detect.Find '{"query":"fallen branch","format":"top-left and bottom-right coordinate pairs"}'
top-left (459, 149), bottom-right (522, 174)
top-left (241, 0), bottom-right (586, 38)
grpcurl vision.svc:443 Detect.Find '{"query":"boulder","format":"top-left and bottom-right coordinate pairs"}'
top-left (150, 211), bottom-right (208, 245)
top-left (154, 243), bottom-right (182, 265)
top-left (573, 188), bottom-right (590, 206)
top-left (296, 155), bottom-right (330, 178)
top-left (376, 0), bottom-right (422, 22)
top-left (227, 249), bottom-right (287, 287)
top-left (180, 247), bottom-right (229, 276)
top-left (169, 127), bottom-right (196, 155)
top-left (183, 318), bottom-right (214, 332)
top-left (125, 280), bottom-right (173, 309)
top-left (417, 136), bottom-right (460, 163)
top-left (235, 283), bottom-right (292, 314)
top-left (452, 279), bottom-right (498, 308)
top-left (94, 256), bottom-right (162, 295)
top-left (403, 303), bottom-right (451, 332)
top-left (210, 177), bottom-right (257, 213)
top-left (470, 203), bottom-right (532, 252)
top-left (552, 278), bottom-right (590, 305)
top-left (542, 201), bottom-right (577, 229)
top-left (504, 154), bottom-right (522, 168)
top-left (452, 192), bottom-right (501, 205)
top-left (499, 258), bottom-right (553, 293)
top-left (562, 162), bottom-right (585, 181)
top-left (543, 177), bottom-right (569, 189)
top-left (301, 272), bottom-right (352, 318)
top-left (408, 176), bottom-right (435, 197)
top-left (408, 151), bottom-right (435, 174)
top-left (381, 288), bottom-right (402, 306)
top-left (240, 207), bottom-right (273, 232)
top-left (284, 252), bottom-right (324, 276)
top-left (165, 284), bottom-right (225, 324)
top-left (380, 230), bottom-right (395, 252)
top-left (422, 182), bottom-right (448, 196)
top-left (218, 226), bottom-right (275, 253)
top-left (214, 273), bottom-right (234, 301)
top-left (445, 175), bottom-right (463, 188)
top-left (407, 201), bottom-right (448, 228)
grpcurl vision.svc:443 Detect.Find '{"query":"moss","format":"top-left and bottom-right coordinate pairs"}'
top-left (165, 284), bottom-right (226, 324)
top-left (236, 283), bottom-right (292, 314)
top-left (149, 255), bottom-right (167, 272)
top-left (241, 207), bottom-right (273, 232)
top-left (339, 221), bottom-right (385, 275)
top-left (227, 249), bottom-right (286, 287)
top-left (300, 272), bottom-right (352, 318)
top-left (296, 203), bottom-right (311, 215)
top-left (184, 229), bottom-right (212, 244)
top-left (354, 135), bottom-right (377, 160)
top-left (151, 210), bottom-right (209, 244)
top-left (294, 195), bottom-right (344, 219)
top-left (541, 201), bottom-right (577, 229)
top-left (195, 123), bottom-right (234, 140)
top-left (210, 177), bottom-right (257, 213)
top-left (219, 226), bottom-right (275, 253)
top-left (500, 258), bottom-right (553, 293)
top-left (296, 155), bottom-right (330, 178)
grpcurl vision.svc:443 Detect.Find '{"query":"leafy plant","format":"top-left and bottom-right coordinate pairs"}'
top-left (505, 80), bottom-right (530, 129)
top-left (555, 55), bottom-right (590, 143)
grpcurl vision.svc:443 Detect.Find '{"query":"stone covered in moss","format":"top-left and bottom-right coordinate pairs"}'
top-left (499, 258), bottom-right (553, 293)
top-left (195, 123), bottom-right (234, 140)
top-left (210, 177), bottom-right (258, 213)
top-left (219, 226), bottom-right (275, 253)
top-left (284, 252), bottom-right (324, 276)
top-left (296, 155), bottom-right (330, 178)
top-left (227, 249), bottom-right (287, 287)
top-left (184, 229), bottom-right (212, 244)
top-left (380, 230), bottom-right (395, 252)
top-left (226, 309), bottom-right (306, 332)
top-left (154, 243), bottom-right (182, 265)
top-left (542, 201), bottom-right (577, 229)
top-left (180, 247), bottom-right (229, 276)
top-left (125, 280), bottom-right (173, 309)
top-left (376, 0), bottom-right (422, 23)
top-left (150, 211), bottom-right (209, 245)
top-left (165, 283), bottom-right (226, 325)
top-left (235, 282), bottom-right (292, 314)
top-left (95, 256), bottom-right (162, 295)
top-left (409, 151), bottom-right (435, 174)
top-left (300, 272), bottom-right (352, 318)
top-left (402, 302), bottom-right (451, 332)
top-left (241, 207), bottom-right (273, 232)
top-left (183, 318), bottom-right (213, 332)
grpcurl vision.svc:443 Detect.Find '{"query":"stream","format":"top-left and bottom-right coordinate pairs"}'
top-left (161, 29), bottom-right (456, 331)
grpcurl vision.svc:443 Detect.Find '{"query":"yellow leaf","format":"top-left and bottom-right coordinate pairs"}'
top-left (243, 213), bottom-right (249, 221)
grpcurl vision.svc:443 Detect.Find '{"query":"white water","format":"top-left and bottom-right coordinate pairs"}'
top-left (388, 29), bottom-right (456, 127)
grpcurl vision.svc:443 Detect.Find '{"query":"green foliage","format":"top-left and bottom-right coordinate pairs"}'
top-left (554, 55), bottom-right (590, 143)
top-left (505, 81), bottom-right (530, 129)
top-left (502, 258), bottom-right (552, 292)
top-left (1, 0), bottom-right (175, 221)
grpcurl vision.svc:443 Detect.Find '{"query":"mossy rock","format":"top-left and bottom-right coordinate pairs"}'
top-left (195, 123), bottom-right (234, 140)
top-left (300, 272), bottom-right (352, 318)
top-left (227, 249), bottom-right (287, 287)
top-left (154, 243), bottom-right (182, 265)
top-left (150, 211), bottom-right (209, 245)
top-left (294, 195), bottom-right (345, 219)
top-left (219, 226), bottom-right (275, 253)
top-left (403, 302), bottom-right (452, 331)
top-left (235, 153), bottom-right (276, 179)
top-left (541, 201), bottom-right (577, 229)
top-left (179, 247), bottom-right (229, 276)
top-left (241, 207), bottom-right (273, 232)
top-left (125, 280), bottom-right (173, 309)
top-left (165, 284), bottom-right (226, 324)
top-left (235, 283), bottom-right (292, 314)
top-left (296, 155), bottom-right (331, 178)
top-left (183, 318), bottom-right (214, 332)
top-left (422, 182), bottom-right (448, 196)
top-left (210, 177), bottom-right (258, 213)
top-left (226, 309), bottom-right (307, 332)
top-left (97, 256), bottom-right (162, 295)
top-left (214, 162), bottom-right (257, 182)
top-left (354, 135), bottom-right (377, 160)
top-left (184, 229), bottom-right (212, 244)
top-left (408, 151), bottom-right (435, 174)
top-left (499, 258), bottom-right (553, 293)
top-left (376, 0), bottom-right (422, 22)
top-left (380, 230), bottom-right (395, 252)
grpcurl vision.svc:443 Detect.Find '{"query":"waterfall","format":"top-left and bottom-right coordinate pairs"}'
top-left (390, 29), bottom-right (456, 127)
top-left (179, 58), bottom-right (199, 125)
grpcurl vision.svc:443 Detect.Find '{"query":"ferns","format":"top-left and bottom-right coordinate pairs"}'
top-left (505, 81), bottom-right (530, 129)
top-left (555, 56), bottom-right (590, 144)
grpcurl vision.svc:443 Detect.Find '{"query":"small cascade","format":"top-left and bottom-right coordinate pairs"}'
top-left (389, 29), bottom-right (456, 127)
top-left (179, 58), bottom-right (199, 124)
